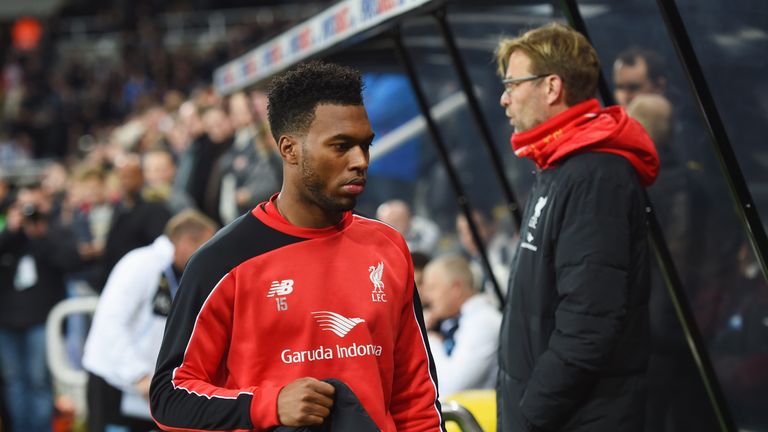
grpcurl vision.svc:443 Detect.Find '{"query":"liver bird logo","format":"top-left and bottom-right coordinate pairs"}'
top-left (369, 261), bottom-right (385, 293)
top-left (533, 196), bottom-right (548, 219)
top-left (312, 311), bottom-right (365, 337)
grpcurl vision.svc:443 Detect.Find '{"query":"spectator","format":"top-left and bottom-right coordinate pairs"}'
top-left (629, 93), bottom-right (716, 432)
top-left (711, 241), bottom-right (768, 430)
top-left (215, 91), bottom-right (281, 224)
top-left (455, 207), bottom-right (516, 299)
top-left (41, 161), bottom-right (70, 219)
top-left (97, 153), bottom-right (170, 291)
top-left (0, 185), bottom-right (81, 432)
top-left (142, 149), bottom-right (195, 215)
top-left (83, 210), bottom-right (217, 432)
top-left (495, 23), bottom-right (659, 431)
top-left (612, 47), bottom-right (667, 107)
top-left (0, 172), bottom-right (13, 231)
top-left (421, 255), bottom-right (501, 397)
top-left (376, 199), bottom-right (440, 254)
top-left (196, 106), bottom-right (233, 223)
top-left (69, 165), bottom-right (115, 287)
top-left (173, 100), bottom-right (210, 207)
top-left (0, 131), bottom-right (33, 167)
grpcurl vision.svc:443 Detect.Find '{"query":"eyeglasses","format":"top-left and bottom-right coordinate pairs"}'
top-left (502, 74), bottom-right (551, 92)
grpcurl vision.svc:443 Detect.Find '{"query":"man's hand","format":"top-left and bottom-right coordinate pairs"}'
top-left (277, 377), bottom-right (335, 427)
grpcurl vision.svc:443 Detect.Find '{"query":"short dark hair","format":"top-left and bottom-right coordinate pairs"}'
top-left (267, 61), bottom-right (364, 143)
top-left (615, 47), bottom-right (667, 84)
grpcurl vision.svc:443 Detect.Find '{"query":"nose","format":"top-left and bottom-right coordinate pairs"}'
top-left (500, 89), bottom-right (510, 108)
top-left (348, 145), bottom-right (369, 172)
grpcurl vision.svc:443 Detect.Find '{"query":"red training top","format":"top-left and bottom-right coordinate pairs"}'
top-left (150, 195), bottom-right (444, 432)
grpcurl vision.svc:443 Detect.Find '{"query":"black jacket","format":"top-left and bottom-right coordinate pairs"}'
top-left (0, 224), bottom-right (81, 329)
top-left (497, 152), bottom-right (650, 432)
top-left (97, 195), bottom-right (170, 291)
top-left (272, 379), bottom-right (379, 432)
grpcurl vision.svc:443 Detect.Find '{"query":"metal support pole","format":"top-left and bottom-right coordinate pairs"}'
top-left (560, 0), bottom-right (737, 430)
top-left (392, 28), bottom-right (505, 307)
top-left (432, 9), bottom-right (523, 228)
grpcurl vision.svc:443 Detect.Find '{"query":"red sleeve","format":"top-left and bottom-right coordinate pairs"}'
top-left (389, 239), bottom-right (446, 432)
top-left (150, 272), bottom-right (282, 431)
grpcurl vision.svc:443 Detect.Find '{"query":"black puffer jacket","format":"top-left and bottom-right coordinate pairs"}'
top-left (497, 152), bottom-right (651, 432)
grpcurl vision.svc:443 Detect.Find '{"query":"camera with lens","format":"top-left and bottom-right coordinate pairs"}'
top-left (21, 203), bottom-right (44, 222)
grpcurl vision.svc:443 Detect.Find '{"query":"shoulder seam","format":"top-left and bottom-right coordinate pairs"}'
top-left (352, 214), bottom-right (409, 254)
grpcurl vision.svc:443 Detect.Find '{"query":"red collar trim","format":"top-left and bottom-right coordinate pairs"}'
top-left (252, 193), bottom-right (353, 239)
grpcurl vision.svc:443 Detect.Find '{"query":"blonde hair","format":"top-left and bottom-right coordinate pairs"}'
top-left (426, 254), bottom-right (478, 293)
top-left (164, 209), bottom-right (219, 241)
top-left (496, 22), bottom-right (599, 106)
top-left (72, 164), bottom-right (106, 183)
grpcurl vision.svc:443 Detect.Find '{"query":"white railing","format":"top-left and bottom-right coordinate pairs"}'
top-left (45, 296), bottom-right (99, 418)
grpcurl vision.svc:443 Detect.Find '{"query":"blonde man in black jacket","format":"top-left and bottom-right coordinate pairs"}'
top-left (495, 23), bottom-right (659, 432)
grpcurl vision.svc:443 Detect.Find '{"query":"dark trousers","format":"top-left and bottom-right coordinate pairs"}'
top-left (86, 372), bottom-right (157, 432)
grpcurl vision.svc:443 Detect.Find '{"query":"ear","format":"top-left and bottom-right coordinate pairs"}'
top-left (545, 74), bottom-right (565, 105)
top-left (450, 279), bottom-right (464, 295)
top-left (278, 135), bottom-right (300, 165)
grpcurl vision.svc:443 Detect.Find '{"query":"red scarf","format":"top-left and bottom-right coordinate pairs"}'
top-left (511, 98), bottom-right (659, 186)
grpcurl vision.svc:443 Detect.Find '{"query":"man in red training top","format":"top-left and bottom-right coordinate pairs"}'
top-left (495, 23), bottom-right (659, 432)
top-left (149, 61), bottom-right (444, 432)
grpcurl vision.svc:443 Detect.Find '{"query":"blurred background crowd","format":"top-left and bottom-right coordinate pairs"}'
top-left (0, 1), bottom-right (337, 431)
top-left (0, 0), bottom-right (766, 431)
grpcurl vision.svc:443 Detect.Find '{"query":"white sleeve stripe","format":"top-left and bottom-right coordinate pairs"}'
top-left (352, 213), bottom-right (398, 231)
top-left (411, 301), bottom-right (444, 429)
top-left (170, 386), bottom-right (252, 400)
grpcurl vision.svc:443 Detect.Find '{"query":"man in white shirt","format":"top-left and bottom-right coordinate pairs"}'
top-left (376, 199), bottom-right (440, 255)
top-left (421, 254), bottom-right (502, 398)
top-left (83, 209), bottom-right (217, 432)
top-left (455, 208), bottom-right (518, 302)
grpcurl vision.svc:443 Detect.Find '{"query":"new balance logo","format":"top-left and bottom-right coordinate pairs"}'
top-left (268, 280), bottom-right (294, 297)
top-left (268, 279), bottom-right (293, 312)
top-left (312, 311), bottom-right (365, 338)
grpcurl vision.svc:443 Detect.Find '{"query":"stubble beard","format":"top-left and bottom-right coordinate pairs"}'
top-left (300, 156), bottom-right (356, 213)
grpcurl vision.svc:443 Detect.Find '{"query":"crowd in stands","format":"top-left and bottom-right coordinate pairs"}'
top-left (0, 3), bottom-right (314, 430)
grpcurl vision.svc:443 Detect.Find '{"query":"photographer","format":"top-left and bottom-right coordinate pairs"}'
top-left (0, 184), bottom-right (81, 432)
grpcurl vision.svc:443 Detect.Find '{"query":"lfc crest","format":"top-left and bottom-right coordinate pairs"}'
top-left (369, 261), bottom-right (386, 303)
